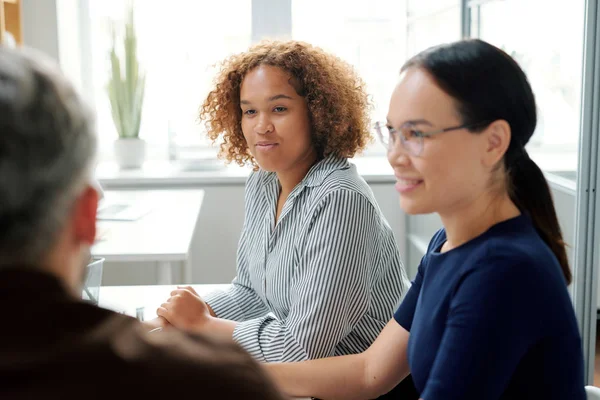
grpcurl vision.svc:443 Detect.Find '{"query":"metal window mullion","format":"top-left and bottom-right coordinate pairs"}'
top-left (77, 0), bottom-right (94, 110)
top-left (573, 0), bottom-right (600, 384)
top-left (461, 0), bottom-right (471, 38)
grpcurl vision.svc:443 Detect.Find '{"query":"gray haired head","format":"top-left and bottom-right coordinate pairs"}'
top-left (0, 47), bottom-right (97, 268)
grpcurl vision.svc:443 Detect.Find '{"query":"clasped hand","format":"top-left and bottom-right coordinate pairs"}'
top-left (156, 286), bottom-right (212, 333)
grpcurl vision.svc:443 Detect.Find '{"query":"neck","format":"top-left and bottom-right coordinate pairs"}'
top-left (438, 191), bottom-right (521, 251)
top-left (276, 150), bottom-right (319, 194)
top-left (43, 243), bottom-right (87, 298)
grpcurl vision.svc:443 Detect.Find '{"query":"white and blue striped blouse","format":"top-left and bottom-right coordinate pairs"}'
top-left (203, 155), bottom-right (410, 362)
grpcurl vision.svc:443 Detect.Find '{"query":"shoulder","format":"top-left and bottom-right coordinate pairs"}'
top-left (308, 163), bottom-right (377, 210)
top-left (107, 321), bottom-right (282, 398)
top-left (245, 168), bottom-right (271, 189)
top-left (475, 229), bottom-right (555, 275)
top-left (457, 224), bottom-right (565, 296)
top-left (244, 169), bottom-right (275, 200)
top-left (426, 229), bottom-right (447, 254)
top-left (319, 162), bottom-right (372, 193)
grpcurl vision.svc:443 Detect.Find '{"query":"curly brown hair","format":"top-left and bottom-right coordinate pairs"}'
top-left (200, 40), bottom-right (373, 167)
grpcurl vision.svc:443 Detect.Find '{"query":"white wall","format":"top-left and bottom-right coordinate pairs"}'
top-left (22, 0), bottom-right (59, 61)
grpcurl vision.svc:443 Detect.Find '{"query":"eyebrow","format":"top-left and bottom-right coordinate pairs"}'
top-left (240, 94), bottom-right (293, 105)
top-left (268, 94), bottom-right (293, 101)
top-left (386, 118), bottom-right (434, 127)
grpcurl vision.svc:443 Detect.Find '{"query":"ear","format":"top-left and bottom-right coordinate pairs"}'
top-left (482, 120), bottom-right (511, 168)
top-left (72, 185), bottom-right (99, 246)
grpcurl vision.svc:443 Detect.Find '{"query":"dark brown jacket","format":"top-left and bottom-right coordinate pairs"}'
top-left (0, 269), bottom-right (285, 399)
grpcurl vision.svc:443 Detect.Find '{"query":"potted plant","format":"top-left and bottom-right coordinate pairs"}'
top-left (107, 4), bottom-right (146, 169)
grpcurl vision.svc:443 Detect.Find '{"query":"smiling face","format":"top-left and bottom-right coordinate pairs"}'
top-left (386, 67), bottom-right (494, 216)
top-left (239, 64), bottom-right (317, 175)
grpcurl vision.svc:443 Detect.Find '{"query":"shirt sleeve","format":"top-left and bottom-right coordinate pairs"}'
top-left (393, 262), bottom-right (424, 332)
top-left (232, 189), bottom-right (381, 362)
top-left (203, 172), bottom-right (269, 322)
top-left (203, 277), bottom-right (269, 322)
top-left (394, 229), bottom-right (444, 331)
top-left (421, 257), bottom-right (540, 400)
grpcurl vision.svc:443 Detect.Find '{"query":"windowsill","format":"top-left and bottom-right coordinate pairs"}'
top-left (95, 148), bottom-right (579, 190)
top-left (96, 159), bottom-right (252, 189)
top-left (95, 156), bottom-right (397, 189)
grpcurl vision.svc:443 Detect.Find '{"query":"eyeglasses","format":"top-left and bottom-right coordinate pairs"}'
top-left (374, 121), bottom-right (489, 156)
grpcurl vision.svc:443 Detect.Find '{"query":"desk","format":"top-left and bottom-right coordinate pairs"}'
top-left (99, 285), bottom-right (311, 400)
top-left (99, 284), bottom-right (227, 320)
top-left (92, 190), bottom-right (204, 284)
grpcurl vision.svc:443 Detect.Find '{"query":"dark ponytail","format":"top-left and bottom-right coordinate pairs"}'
top-left (507, 149), bottom-right (571, 284)
top-left (403, 39), bottom-right (571, 284)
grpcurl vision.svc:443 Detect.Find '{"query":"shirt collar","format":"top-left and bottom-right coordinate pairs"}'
top-left (302, 154), bottom-right (350, 188)
top-left (262, 154), bottom-right (350, 189)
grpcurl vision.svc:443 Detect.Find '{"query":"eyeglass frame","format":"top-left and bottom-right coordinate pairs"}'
top-left (374, 120), bottom-right (491, 156)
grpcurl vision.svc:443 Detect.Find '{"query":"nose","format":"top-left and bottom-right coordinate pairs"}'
top-left (387, 143), bottom-right (412, 169)
top-left (254, 113), bottom-right (274, 135)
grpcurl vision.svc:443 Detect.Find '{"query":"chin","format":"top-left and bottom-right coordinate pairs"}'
top-left (254, 157), bottom-right (284, 173)
top-left (399, 197), bottom-right (434, 215)
top-left (255, 161), bottom-right (277, 172)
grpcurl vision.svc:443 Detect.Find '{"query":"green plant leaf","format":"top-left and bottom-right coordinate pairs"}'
top-left (105, 0), bottom-right (144, 140)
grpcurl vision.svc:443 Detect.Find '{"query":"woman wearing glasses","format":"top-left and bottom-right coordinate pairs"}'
top-left (152, 40), bottom-right (412, 371)
top-left (265, 39), bottom-right (585, 399)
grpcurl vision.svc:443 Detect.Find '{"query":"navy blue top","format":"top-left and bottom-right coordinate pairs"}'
top-left (394, 214), bottom-right (585, 400)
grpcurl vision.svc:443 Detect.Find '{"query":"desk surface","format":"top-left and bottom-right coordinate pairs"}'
top-left (99, 284), bottom-right (227, 320)
top-left (92, 190), bottom-right (204, 262)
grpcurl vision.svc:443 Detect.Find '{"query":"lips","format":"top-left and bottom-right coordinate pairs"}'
top-left (397, 178), bottom-right (422, 186)
top-left (395, 177), bottom-right (423, 193)
top-left (255, 142), bottom-right (278, 151)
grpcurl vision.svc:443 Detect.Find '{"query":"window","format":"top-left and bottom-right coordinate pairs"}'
top-left (406, 0), bottom-right (461, 56)
top-left (292, 0), bottom-right (407, 156)
top-left (469, 0), bottom-right (585, 182)
top-left (88, 0), bottom-right (252, 163)
top-left (80, 0), bottom-right (464, 162)
top-left (86, 0), bottom-right (415, 161)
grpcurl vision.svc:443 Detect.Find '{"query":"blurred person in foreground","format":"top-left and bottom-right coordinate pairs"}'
top-left (0, 46), bottom-right (283, 400)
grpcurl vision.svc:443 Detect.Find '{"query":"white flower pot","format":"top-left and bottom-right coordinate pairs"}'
top-left (114, 138), bottom-right (146, 169)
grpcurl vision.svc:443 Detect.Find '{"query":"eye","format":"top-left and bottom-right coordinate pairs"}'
top-left (386, 125), bottom-right (397, 139)
top-left (273, 106), bottom-right (287, 113)
top-left (406, 128), bottom-right (425, 139)
top-left (243, 109), bottom-right (256, 116)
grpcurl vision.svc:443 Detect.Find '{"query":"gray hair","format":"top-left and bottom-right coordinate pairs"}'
top-left (0, 46), bottom-right (97, 268)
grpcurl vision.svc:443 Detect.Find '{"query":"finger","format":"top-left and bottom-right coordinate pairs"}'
top-left (170, 289), bottom-right (191, 297)
top-left (178, 285), bottom-right (198, 295)
top-left (156, 307), bottom-right (169, 320)
top-left (166, 294), bottom-right (181, 302)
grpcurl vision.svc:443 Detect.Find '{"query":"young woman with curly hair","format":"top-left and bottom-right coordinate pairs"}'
top-left (154, 40), bottom-right (411, 370)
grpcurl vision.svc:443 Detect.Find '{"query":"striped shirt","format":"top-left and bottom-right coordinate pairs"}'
top-left (204, 155), bottom-right (410, 362)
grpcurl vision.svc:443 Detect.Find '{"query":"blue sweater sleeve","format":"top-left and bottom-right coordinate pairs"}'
top-left (422, 257), bottom-right (540, 400)
top-left (394, 229), bottom-right (445, 332)
top-left (393, 263), bottom-right (423, 332)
